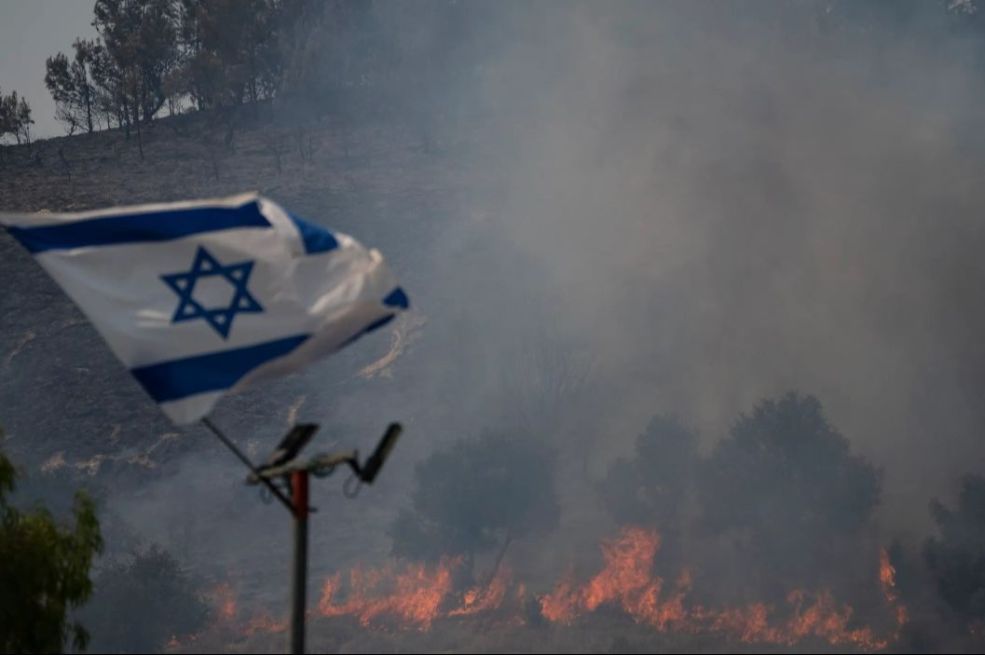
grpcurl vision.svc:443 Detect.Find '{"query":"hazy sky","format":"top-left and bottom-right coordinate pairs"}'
top-left (0, 0), bottom-right (97, 140)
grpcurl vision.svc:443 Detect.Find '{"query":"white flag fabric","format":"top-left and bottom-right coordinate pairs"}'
top-left (1, 193), bottom-right (408, 424)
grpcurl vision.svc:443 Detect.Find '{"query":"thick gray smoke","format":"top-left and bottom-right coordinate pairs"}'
top-left (431, 1), bottom-right (985, 533)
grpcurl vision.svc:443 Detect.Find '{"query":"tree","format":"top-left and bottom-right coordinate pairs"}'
top-left (388, 430), bottom-right (560, 582)
top-left (89, 42), bottom-right (128, 131)
top-left (0, 441), bottom-right (103, 653)
top-left (77, 544), bottom-right (209, 653)
top-left (92, 0), bottom-right (179, 141)
top-left (175, 0), bottom-right (284, 111)
top-left (45, 39), bottom-right (102, 135)
top-left (599, 415), bottom-right (698, 525)
top-left (0, 87), bottom-right (11, 143)
top-left (45, 0), bottom-right (303, 143)
top-left (925, 474), bottom-right (985, 626)
top-left (0, 90), bottom-right (34, 145)
top-left (597, 415), bottom-right (698, 566)
top-left (14, 96), bottom-right (33, 145)
top-left (697, 392), bottom-right (882, 599)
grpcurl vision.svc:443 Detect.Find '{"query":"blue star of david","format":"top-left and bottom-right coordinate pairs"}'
top-left (161, 246), bottom-right (263, 339)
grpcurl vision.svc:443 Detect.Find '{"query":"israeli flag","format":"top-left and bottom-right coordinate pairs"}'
top-left (1, 193), bottom-right (408, 424)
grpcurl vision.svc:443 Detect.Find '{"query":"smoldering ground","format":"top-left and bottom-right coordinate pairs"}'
top-left (5, 1), bottom-right (985, 652)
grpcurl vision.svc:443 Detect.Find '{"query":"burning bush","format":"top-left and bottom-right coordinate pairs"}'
top-left (598, 414), bottom-right (698, 567)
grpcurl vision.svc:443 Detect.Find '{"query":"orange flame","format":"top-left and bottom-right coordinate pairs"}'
top-left (781, 589), bottom-right (886, 650)
top-left (191, 526), bottom-right (908, 652)
top-left (196, 581), bottom-right (288, 642)
top-left (318, 558), bottom-right (458, 629)
top-left (539, 529), bottom-right (691, 631)
top-left (242, 612), bottom-right (288, 636)
top-left (210, 582), bottom-right (238, 622)
top-left (540, 527), bottom-right (679, 626)
top-left (879, 548), bottom-right (909, 631)
top-left (448, 568), bottom-right (510, 617)
top-left (535, 527), bottom-right (902, 651)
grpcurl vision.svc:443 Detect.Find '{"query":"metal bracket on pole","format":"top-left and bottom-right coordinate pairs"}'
top-left (245, 423), bottom-right (403, 487)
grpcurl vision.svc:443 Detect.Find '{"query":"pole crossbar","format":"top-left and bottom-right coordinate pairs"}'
top-left (245, 450), bottom-right (359, 482)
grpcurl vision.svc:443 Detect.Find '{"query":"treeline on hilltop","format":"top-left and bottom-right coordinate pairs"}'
top-left (43, 0), bottom-right (292, 140)
top-left (37, 0), bottom-right (501, 143)
top-left (5, 0), bottom-right (985, 151)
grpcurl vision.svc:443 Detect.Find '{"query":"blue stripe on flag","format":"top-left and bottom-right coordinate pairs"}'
top-left (289, 213), bottom-right (338, 254)
top-left (130, 334), bottom-right (310, 403)
top-left (383, 287), bottom-right (410, 309)
top-left (335, 289), bottom-right (408, 349)
top-left (8, 202), bottom-right (271, 253)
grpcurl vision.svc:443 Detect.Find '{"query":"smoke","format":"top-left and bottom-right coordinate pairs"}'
top-left (315, 3), bottom-right (985, 644)
top-left (414, 1), bottom-right (985, 532)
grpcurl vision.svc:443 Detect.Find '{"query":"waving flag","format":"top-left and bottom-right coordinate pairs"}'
top-left (1, 193), bottom-right (408, 424)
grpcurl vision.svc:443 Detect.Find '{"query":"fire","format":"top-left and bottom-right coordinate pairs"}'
top-left (538, 529), bottom-right (693, 632)
top-left (315, 556), bottom-right (529, 630)
top-left (533, 527), bottom-right (904, 651)
top-left (318, 558), bottom-right (458, 629)
top-left (879, 547), bottom-right (909, 631)
top-left (242, 612), bottom-right (288, 636)
top-left (167, 580), bottom-right (289, 648)
top-left (448, 568), bottom-right (510, 617)
top-left (210, 582), bottom-right (237, 622)
top-left (180, 527), bottom-right (910, 651)
top-left (706, 602), bottom-right (782, 644)
top-left (782, 590), bottom-right (886, 650)
top-left (539, 527), bottom-right (685, 628)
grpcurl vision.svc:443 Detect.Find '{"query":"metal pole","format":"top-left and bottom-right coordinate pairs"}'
top-left (290, 470), bottom-right (309, 655)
